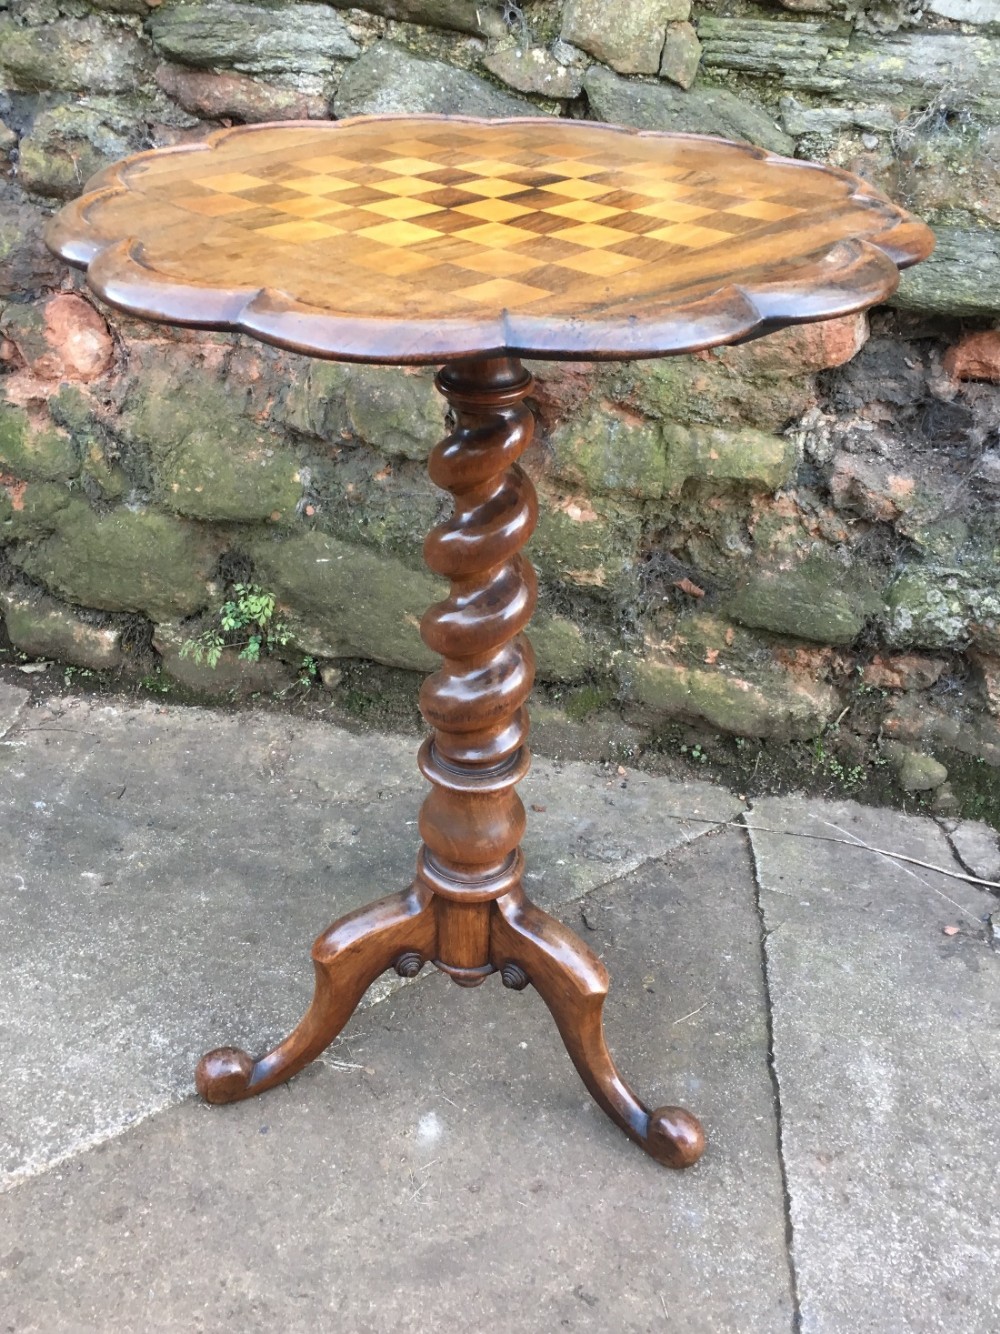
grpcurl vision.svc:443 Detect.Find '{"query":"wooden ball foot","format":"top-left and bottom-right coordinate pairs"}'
top-left (196, 1047), bottom-right (254, 1103)
top-left (647, 1106), bottom-right (706, 1169)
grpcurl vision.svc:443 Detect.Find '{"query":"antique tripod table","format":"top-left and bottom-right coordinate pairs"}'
top-left (47, 115), bottom-right (932, 1168)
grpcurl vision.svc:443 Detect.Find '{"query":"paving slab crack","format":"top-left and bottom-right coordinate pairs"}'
top-left (744, 810), bottom-right (803, 1334)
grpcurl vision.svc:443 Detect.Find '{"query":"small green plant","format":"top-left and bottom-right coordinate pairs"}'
top-left (63, 666), bottom-right (95, 687)
top-left (680, 742), bottom-right (708, 763)
top-left (180, 583), bottom-right (291, 668)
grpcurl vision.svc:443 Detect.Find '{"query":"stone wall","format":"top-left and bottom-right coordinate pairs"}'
top-left (1, 0), bottom-right (999, 819)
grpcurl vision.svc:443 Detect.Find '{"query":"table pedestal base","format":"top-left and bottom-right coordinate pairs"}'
top-left (196, 355), bottom-right (704, 1170)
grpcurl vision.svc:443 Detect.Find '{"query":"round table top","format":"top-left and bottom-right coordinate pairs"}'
top-left (46, 115), bottom-right (934, 364)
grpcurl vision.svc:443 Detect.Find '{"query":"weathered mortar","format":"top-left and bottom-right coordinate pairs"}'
top-left (1, 0), bottom-right (999, 816)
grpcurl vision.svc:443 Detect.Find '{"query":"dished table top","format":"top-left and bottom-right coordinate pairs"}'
top-left (46, 115), bottom-right (934, 364)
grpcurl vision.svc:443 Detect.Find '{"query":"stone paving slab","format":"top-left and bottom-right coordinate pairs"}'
top-left (0, 833), bottom-right (794, 1334)
top-left (0, 680), bottom-right (28, 736)
top-left (0, 694), bottom-right (741, 1191)
top-left (747, 796), bottom-right (1000, 1334)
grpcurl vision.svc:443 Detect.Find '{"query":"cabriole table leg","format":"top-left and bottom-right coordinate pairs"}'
top-left (196, 354), bottom-right (705, 1169)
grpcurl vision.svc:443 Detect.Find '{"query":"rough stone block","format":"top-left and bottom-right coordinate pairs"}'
top-left (0, 197), bottom-right (65, 296)
top-left (713, 313), bottom-right (868, 376)
top-left (482, 43), bottom-right (583, 99)
top-left (927, 0), bottom-right (1000, 20)
top-left (323, 0), bottom-right (507, 37)
top-left (582, 64), bottom-right (793, 155)
top-left (249, 529), bottom-right (440, 671)
top-left (530, 489), bottom-right (639, 595)
top-left (1, 296), bottom-right (113, 383)
top-left (152, 621), bottom-right (297, 696)
top-left (334, 40), bottom-right (540, 118)
top-left (621, 355), bottom-right (814, 434)
top-left (0, 17), bottom-right (152, 95)
top-left (0, 405), bottom-right (79, 483)
top-left (289, 363), bottom-right (442, 462)
top-left (0, 591), bottom-right (123, 670)
top-left (624, 652), bottom-right (837, 739)
top-left (149, 4), bottom-right (360, 92)
top-left (883, 741), bottom-right (949, 792)
top-left (893, 226), bottom-right (1000, 318)
top-left (547, 404), bottom-right (666, 499)
top-left (725, 555), bottom-right (884, 645)
top-left (17, 100), bottom-right (147, 200)
top-left (659, 21), bottom-right (702, 90)
top-left (562, 0), bottom-right (690, 75)
top-left (15, 501), bottom-right (216, 622)
top-left (154, 65), bottom-right (328, 123)
top-left (886, 564), bottom-right (1000, 654)
top-left (125, 352), bottom-right (302, 522)
top-left (943, 330), bottom-right (1000, 384)
top-left (0, 480), bottom-right (73, 542)
top-left (662, 423), bottom-right (798, 495)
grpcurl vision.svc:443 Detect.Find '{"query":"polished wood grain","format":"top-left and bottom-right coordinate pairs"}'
top-left (195, 355), bottom-right (704, 1166)
top-left (46, 115), bottom-right (934, 363)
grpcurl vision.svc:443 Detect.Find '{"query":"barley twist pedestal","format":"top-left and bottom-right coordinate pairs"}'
top-left (47, 115), bottom-right (933, 1169)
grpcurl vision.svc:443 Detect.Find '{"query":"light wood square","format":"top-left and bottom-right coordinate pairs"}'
top-left (545, 200), bottom-right (624, 224)
top-left (281, 175), bottom-right (358, 197)
top-left (359, 196), bottom-right (443, 220)
top-left (635, 199), bottom-right (714, 223)
top-left (541, 159), bottom-right (605, 178)
top-left (258, 219), bottom-right (344, 242)
top-left (645, 222), bottom-right (734, 248)
top-left (378, 157), bottom-right (442, 176)
top-left (459, 159), bottom-right (525, 177)
top-left (369, 176), bottom-right (441, 198)
top-left (354, 247), bottom-right (439, 277)
top-left (196, 172), bottom-right (269, 193)
top-left (452, 249), bottom-right (544, 278)
top-left (450, 221), bottom-right (536, 249)
top-left (355, 219), bottom-right (443, 246)
top-left (725, 199), bottom-right (803, 221)
top-left (548, 222), bottom-right (634, 249)
top-left (555, 250), bottom-right (644, 277)
top-left (175, 193), bottom-right (256, 217)
top-left (269, 197), bottom-right (352, 220)
top-left (538, 178), bottom-right (606, 200)
top-left (295, 154), bottom-right (362, 174)
top-left (453, 199), bottom-right (535, 223)
top-left (453, 277), bottom-right (549, 306)
top-left (459, 178), bottom-right (529, 199)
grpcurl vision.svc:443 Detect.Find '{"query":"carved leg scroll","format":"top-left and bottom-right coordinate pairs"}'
top-left (196, 883), bottom-right (435, 1103)
top-left (491, 889), bottom-right (706, 1169)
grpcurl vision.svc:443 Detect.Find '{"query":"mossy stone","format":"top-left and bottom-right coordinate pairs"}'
top-left (17, 100), bottom-right (142, 199)
top-left (0, 591), bottom-right (122, 670)
top-left (126, 356), bottom-right (301, 521)
top-left (726, 556), bottom-right (884, 645)
top-left (621, 355), bottom-right (813, 434)
top-left (531, 492), bottom-right (640, 594)
top-left (287, 363), bottom-right (442, 462)
top-left (662, 424), bottom-right (797, 496)
top-left (0, 17), bottom-right (152, 94)
top-left (15, 500), bottom-right (215, 621)
top-left (529, 613), bottom-right (610, 683)
top-left (886, 566), bottom-right (1000, 652)
top-left (0, 481), bottom-right (73, 541)
top-left (625, 655), bottom-right (836, 740)
top-left (248, 529), bottom-right (441, 671)
top-left (548, 405), bottom-right (666, 499)
top-left (247, 529), bottom-right (609, 682)
top-left (0, 404), bottom-right (79, 482)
